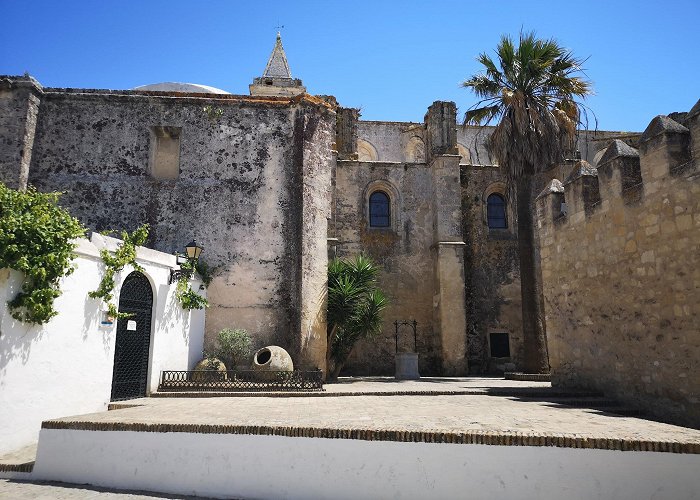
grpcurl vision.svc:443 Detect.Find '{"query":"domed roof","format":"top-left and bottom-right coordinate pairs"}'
top-left (132, 82), bottom-right (230, 94)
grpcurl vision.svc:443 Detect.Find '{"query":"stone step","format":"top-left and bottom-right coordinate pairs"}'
top-left (504, 372), bottom-right (552, 382)
top-left (0, 443), bottom-right (37, 475)
top-left (0, 462), bottom-right (34, 474)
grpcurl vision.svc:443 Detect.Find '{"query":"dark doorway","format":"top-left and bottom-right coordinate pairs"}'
top-left (489, 332), bottom-right (511, 358)
top-left (110, 271), bottom-right (154, 401)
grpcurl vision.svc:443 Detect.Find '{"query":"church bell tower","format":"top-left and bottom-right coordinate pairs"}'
top-left (249, 33), bottom-right (306, 97)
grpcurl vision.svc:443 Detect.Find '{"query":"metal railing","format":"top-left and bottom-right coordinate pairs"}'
top-left (159, 369), bottom-right (324, 392)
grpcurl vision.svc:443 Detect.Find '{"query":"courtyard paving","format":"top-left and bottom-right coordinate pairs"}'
top-left (3, 377), bottom-right (700, 498)
top-left (46, 377), bottom-right (700, 447)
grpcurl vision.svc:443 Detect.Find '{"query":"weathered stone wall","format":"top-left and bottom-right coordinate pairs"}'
top-left (536, 103), bottom-right (700, 427)
top-left (460, 165), bottom-right (524, 372)
top-left (357, 121), bottom-right (426, 163)
top-left (18, 82), bottom-right (334, 370)
top-left (333, 160), bottom-right (440, 374)
top-left (334, 102), bottom-right (468, 376)
top-left (0, 76), bottom-right (41, 190)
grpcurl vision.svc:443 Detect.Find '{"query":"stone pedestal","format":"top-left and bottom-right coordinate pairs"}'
top-left (395, 353), bottom-right (420, 380)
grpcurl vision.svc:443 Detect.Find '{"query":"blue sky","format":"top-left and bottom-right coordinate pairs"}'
top-left (1, 0), bottom-right (698, 131)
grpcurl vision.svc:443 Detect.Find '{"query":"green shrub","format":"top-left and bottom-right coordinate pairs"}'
top-left (0, 183), bottom-right (85, 324)
top-left (206, 328), bottom-right (252, 370)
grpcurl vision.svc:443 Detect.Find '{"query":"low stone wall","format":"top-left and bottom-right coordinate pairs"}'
top-left (0, 234), bottom-right (205, 454)
top-left (31, 428), bottom-right (700, 499)
top-left (536, 101), bottom-right (700, 428)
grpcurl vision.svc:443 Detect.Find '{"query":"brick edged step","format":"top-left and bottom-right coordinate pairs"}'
top-left (0, 462), bottom-right (34, 473)
top-left (505, 372), bottom-right (552, 382)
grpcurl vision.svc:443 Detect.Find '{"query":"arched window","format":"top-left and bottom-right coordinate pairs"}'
top-left (487, 193), bottom-right (507, 229)
top-left (369, 191), bottom-right (391, 228)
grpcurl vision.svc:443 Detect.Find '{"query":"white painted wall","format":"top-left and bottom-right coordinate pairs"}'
top-left (32, 429), bottom-right (700, 500)
top-left (0, 234), bottom-right (205, 455)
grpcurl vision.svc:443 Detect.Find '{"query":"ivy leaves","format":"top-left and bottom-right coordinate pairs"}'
top-left (0, 183), bottom-right (85, 324)
top-left (89, 224), bottom-right (149, 319)
top-left (175, 259), bottom-right (209, 310)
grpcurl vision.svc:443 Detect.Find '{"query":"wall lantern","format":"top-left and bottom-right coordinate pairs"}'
top-left (169, 239), bottom-right (204, 284)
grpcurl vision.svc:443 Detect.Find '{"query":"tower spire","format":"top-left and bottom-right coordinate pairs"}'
top-left (263, 32), bottom-right (292, 79)
top-left (250, 33), bottom-right (306, 97)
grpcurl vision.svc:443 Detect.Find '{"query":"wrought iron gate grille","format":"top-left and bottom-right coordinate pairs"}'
top-left (111, 272), bottom-right (153, 401)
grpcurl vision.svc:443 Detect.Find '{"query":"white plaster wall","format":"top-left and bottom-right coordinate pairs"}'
top-left (0, 234), bottom-right (204, 455)
top-left (33, 429), bottom-right (700, 500)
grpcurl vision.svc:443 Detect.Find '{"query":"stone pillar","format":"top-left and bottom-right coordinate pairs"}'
top-left (335, 107), bottom-right (359, 160)
top-left (424, 101), bottom-right (458, 163)
top-left (562, 161), bottom-right (601, 220)
top-left (296, 102), bottom-right (335, 373)
top-left (639, 115), bottom-right (691, 181)
top-left (687, 100), bottom-right (700, 162)
top-left (596, 139), bottom-right (642, 205)
top-left (425, 101), bottom-right (467, 375)
top-left (0, 76), bottom-right (42, 190)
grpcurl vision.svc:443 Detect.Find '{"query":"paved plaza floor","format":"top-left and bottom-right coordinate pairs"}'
top-left (47, 377), bottom-right (700, 445)
top-left (2, 377), bottom-right (699, 498)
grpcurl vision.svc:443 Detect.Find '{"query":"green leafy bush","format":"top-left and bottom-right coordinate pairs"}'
top-left (205, 328), bottom-right (252, 371)
top-left (0, 183), bottom-right (85, 324)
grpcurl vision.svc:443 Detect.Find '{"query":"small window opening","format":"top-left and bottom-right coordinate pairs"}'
top-left (149, 126), bottom-right (181, 180)
top-left (560, 193), bottom-right (568, 216)
top-left (489, 332), bottom-right (510, 358)
top-left (265, 79), bottom-right (273, 85)
top-left (369, 191), bottom-right (390, 228)
top-left (487, 193), bottom-right (507, 229)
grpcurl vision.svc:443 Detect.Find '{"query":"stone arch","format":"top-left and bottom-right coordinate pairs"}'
top-left (405, 136), bottom-right (425, 163)
top-left (482, 182), bottom-right (513, 232)
top-left (363, 179), bottom-right (401, 230)
top-left (357, 139), bottom-right (379, 162)
top-left (457, 143), bottom-right (471, 165)
top-left (111, 271), bottom-right (155, 401)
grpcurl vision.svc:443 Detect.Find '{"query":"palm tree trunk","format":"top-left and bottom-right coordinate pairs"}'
top-left (516, 175), bottom-right (550, 373)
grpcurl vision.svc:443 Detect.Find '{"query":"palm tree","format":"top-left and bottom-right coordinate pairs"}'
top-left (462, 32), bottom-right (593, 373)
top-left (327, 255), bottom-right (387, 380)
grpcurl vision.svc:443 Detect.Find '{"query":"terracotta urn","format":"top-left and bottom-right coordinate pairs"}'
top-left (252, 346), bottom-right (294, 380)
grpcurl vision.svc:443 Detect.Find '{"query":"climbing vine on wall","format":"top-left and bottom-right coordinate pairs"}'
top-left (175, 260), bottom-right (209, 310)
top-left (0, 183), bottom-right (86, 324)
top-left (89, 224), bottom-right (150, 319)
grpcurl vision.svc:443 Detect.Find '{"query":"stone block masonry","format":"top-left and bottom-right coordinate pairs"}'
top-left (536, 100), bottom-right (700, 428)
top-left (0, 76), bottom-right (335, 373)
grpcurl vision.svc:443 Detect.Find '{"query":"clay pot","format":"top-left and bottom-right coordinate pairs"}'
top-left (192, 357), bottom-right (227, 382)
top-left (252, 346), bottom-right (293, 380)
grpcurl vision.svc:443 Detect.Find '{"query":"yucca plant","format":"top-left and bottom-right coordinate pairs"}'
top-left (462, 32), bottom-right (593, 373)
top-left (327, 255), bottom-right (387, 380)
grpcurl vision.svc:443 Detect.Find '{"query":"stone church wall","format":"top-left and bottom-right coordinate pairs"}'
top-left (536, 103), bottom-right (700, 427)
top-left (333, 160), bottom-right (441, 374)
top-left (2, 78), bottom-right (334, 371)
top-left (460, 165), bottom-right (524, 372)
